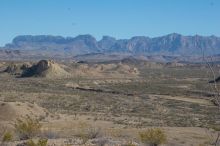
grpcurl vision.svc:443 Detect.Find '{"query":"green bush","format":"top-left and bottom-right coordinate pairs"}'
top-left (26, 138), bottom-right (48, 146)
top-left (139, 128), bottom-right (167, 146)
top-left (2, 131), bottom-right (13, 142)
top-left (26, 139), bottom-right (36, 146)
top-left (14, 116), bottom-right (41, 140)
top-left (38, 138), bottom-right (48, 146)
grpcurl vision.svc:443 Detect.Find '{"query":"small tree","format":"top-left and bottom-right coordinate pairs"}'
top-left (139, 128), bottom-right (167, 146)
top-left (201, 49), bottom-right (220, 146)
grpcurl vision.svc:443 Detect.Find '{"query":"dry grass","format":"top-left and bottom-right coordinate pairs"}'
top-left (0, 61), bottom-right (219, 145)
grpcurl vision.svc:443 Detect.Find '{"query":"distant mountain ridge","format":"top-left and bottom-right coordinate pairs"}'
top-left (1, 33), bottom-right (220, 61)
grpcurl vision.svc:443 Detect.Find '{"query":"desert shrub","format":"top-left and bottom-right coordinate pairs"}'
top-left (139, 128), bottom-right (167, 146)
top-left (122, 141), bottom-right (137, 146)
top-left (1, 103), bottom-right (6, 106)
top-left (76, 122), bottom-right (101, 144)
top-left (36, 138), bottom-right (48, 146)
top-left (91, 138), bottom-right (109, 146)
top-left (211, 125), bottom-right (220, 132)
top-left (107, 128), bottom-right (123, 138)
top-left (87, 127), bottom-right (101, 139)
top-left (2, 131), bottom-right (13, 142)
top-left (79, 127), bottom-right (101, 143)
top-left (41, 130), bottom-right (60, 139)
top-left (26, 139), bottom-right (36, 146)
top-left (14, 116), bottom-right (41, 140)
top-left (26, 138), bottom-right (48, 146)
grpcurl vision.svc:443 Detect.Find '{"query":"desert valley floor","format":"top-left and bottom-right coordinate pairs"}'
top-left (0, 59), bottom-right (219, 146)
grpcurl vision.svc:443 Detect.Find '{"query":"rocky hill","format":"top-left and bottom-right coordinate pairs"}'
top-left (21, 60), bottom-right (70, 78)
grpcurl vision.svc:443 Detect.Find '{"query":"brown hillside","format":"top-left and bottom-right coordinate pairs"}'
top-left (0, 101), bottom-right (48, 121)
top-left (22, 60), bottom-right (70, 78)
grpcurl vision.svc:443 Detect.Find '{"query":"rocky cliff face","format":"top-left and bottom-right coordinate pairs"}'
top-left (2, 33), bottom-right (220, 58)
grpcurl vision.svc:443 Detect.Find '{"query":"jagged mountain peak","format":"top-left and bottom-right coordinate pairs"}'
top-left (1, 33), bottom-right (220, 58)
top-left (101, 36), bottom-right (116, 41)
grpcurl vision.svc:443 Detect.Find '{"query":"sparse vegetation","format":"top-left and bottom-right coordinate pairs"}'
top-left (139, 128), bottom-right (167, 146)
top-left (0, 60), bottom-right (219, 145)
top-left (26, 138), bottom-right (48, 146)
top-left (2, 131), bottom-right (13, 142)
top-left (76, 122), bottom-right (101, 144)
top-left (14, 116), bottom-right (41, 140)
top-left (123, 141), bottom-right (137, 146)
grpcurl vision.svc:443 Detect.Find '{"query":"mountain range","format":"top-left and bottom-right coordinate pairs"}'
top-left (1, 33), bottom-right (220, 62)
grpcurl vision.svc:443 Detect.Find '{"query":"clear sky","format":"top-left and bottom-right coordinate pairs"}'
top-left (0, 0), bottom-right (220, 46)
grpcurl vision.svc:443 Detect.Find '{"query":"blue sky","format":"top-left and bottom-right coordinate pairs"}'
top-left (0, 0), bottom-right (219, 46)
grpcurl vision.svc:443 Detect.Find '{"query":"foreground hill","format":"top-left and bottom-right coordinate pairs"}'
top-left (0, 101), bottom-right (48, 121)
top-left (1, 60), bottom-right (140, 79)
top-left (21, 60), bottom-right (70, 78)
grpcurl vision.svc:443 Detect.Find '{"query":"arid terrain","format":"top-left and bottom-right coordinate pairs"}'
top-left (0, 59), bottom-right (219, 146)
